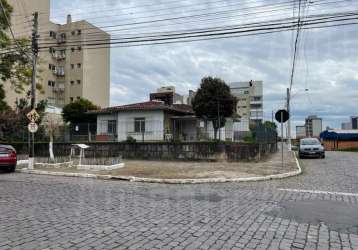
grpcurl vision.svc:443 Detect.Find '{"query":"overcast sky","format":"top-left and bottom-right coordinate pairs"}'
top-left (50, 0), bottom-right (358, 135)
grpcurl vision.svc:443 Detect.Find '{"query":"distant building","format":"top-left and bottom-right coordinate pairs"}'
top-left (305, 115), bottom-right (323, 138)
top-left (342, 122), bottom-right (352, 130)
top-left (229, 81), bottom-right (263, 124)
top-left (5, 0), bottom-right (110, 108)
top-left (296, 125), bottom-right (306, 139)
top-left (150, 86), bottom-right (196, 106)
top-left (321, 129), bottom-right (358, 150)
top-left (351, 116), bottom-right (358, 129)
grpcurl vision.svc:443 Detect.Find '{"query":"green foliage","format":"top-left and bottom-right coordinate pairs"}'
top-left (192, 77), bottom-right (237, 139)
top-left (0, 98), bottom-right (47, 141)
top-left (125, 136), bottom-right (137, 144)
top-left (264, 121), bottom-right (277, 130)
top-left (0, 0), bottom-right (38, 107)
top-left (62, 98), bottom-right (99, 123)
top-left (0, 84), bottom-right (9, 111)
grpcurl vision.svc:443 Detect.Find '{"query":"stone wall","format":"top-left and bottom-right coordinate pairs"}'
top-left (11, 142), bottom-right (277, 162)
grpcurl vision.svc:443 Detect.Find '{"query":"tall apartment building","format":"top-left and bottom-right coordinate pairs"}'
top-left (341, 116), bottom-right (358, 130)
top-left (4, 0), bottom-right (110, 108)
top-left (305, 115), bottom-right (323, 138)
top-left (229, 81), bottom-right (263, 124)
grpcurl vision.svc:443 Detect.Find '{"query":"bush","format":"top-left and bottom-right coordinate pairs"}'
top-left (125, 136), bottom-right (136, 144)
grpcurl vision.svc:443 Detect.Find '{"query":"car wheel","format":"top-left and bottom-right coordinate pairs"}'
top-left (7, 165), bottom-right (16, 173)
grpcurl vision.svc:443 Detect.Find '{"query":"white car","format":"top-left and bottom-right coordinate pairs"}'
top-left (299, 138), bottom-right (325, 159)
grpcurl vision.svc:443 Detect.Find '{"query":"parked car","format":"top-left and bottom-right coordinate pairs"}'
top-left (299, 138), bottom-right (325, 159)
top-left (0, 145), bottom-right (17, 172)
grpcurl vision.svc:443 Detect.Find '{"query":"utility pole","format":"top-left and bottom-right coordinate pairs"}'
top-left (28, 12), bottom-right (39, 170)
top-left (217, 100), bottom-right (221, 140)
top-left (287, 88), bottom-right (291, 151)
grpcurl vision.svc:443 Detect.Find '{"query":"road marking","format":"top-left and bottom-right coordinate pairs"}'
top-left (278, 188), bottom-right (358, 197)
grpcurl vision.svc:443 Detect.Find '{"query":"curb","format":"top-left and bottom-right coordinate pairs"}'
top-left (18, 152), bottom-right (302, 184)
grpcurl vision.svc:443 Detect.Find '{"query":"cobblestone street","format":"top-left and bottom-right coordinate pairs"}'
top-left (1, 151), bottom-right (358, 249)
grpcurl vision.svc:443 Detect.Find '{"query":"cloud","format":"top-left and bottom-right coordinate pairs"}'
top-left (50, 0), bottom-right (358, 133)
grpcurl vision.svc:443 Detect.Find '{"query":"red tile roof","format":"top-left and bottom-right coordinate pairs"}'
top-left (90, 101), bottom-right (194, 115)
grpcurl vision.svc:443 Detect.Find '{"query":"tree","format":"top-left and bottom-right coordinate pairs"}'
top-left (192, 77), bottom-right (237, 139)
top-left (42, 114), bottom-right (63, 161)
top-left (0, 0), bottom-right (43, 108)
top-left (62, 98), bottom-right (99, 124)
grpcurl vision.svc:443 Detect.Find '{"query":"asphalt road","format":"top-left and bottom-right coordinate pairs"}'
top-left (0, 151), bottom-right (358, 250)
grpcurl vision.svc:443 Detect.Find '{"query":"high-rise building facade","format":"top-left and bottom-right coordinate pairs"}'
top-left (305, 115), bottom-right (323, 138)
top-left (4, 0), bottom-right (110, 108)
top-left (229, 81), bottom-right (263, 124)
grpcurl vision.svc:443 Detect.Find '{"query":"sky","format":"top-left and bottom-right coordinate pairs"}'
top-left (50, 0), bottom-right (358, 136)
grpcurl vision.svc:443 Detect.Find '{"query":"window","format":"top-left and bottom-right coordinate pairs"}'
top-left (71, 48), bottom-right (75, 52)
top-left (49, 31), bottom-right (56, 39)
top-left (48, 80), bottom-right (55, 87)
top-left (70, 81), bottom-right (74, 85)
top-left (70, 97), bottom-right (74, 102)
top-left (49, 47), bottom-right (55, 53)
top-left (77, 80), bottom-right (81, 84)
top-left (78, 46), bottom-right (82, 51)
top-left (108, 120), bottom-right (117, 134)
top-left (134, 118), bottom-right (145, 133)
top-left (77, 29), bottom-right (82, 35)
top-left (71, 64), bottom-right (74, 69)
top-left (77, 63), bottom-right (81, 68)
top-left (77, 96), bottom-right (81, 100)
top-left (71, 31), bottom-right (75, 36)
top-left (244, 90), bottom-right (249, 94)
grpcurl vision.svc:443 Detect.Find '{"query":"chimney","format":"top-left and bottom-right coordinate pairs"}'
top-left (67, 14), bottom-right (72, 24)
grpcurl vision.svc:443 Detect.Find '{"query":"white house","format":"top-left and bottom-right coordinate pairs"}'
top-left (92, 101), bottom-right (195, 142)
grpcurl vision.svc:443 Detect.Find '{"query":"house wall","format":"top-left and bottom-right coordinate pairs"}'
top-left (97, 111), bottom-right (165, 142)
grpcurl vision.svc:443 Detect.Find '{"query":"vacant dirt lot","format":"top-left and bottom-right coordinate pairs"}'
top-left (21, 147), bottom-right (297, 179)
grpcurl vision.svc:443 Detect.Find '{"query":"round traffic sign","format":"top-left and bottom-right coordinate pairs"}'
top-left (28, 122), bottom-right (39, 133)
top-left (275, 109), bottom-right (289, 123)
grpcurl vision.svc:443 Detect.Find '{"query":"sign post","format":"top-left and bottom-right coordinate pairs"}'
top-left (27, 109), bottom-right (40, 169)
top-left (275, 109), bottom-right (290, 168)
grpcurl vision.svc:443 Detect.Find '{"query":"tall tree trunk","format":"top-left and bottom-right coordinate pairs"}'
top-left (49, 133), bottom-right (54, 161)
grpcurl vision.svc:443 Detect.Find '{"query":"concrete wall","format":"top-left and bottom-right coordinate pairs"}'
top-left (12, 142), bottom-right (277, 162)
top-left (323, 140), bottom-right (358, 151)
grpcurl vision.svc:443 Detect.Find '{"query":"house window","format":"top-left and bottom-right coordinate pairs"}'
top-left (108, 120), bottom-right (117, 134)
top-left (49, 31), bottom-right (56, 39)
top-left (134, 118), bottom-right (145, 133)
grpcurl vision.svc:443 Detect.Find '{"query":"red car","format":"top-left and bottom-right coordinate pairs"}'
top-left (0, 145), bottom-right (17, 172)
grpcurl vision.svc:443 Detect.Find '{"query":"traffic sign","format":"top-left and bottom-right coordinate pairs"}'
top-left (28, 122), bottom-right (39, 133)
top-left (275, 109), bottom-right (289, 123)
top-left (26, 109), bottom-right (40, 123)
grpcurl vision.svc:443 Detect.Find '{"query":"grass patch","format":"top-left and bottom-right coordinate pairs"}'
top-left (339, 148), bottom-right (358, 152)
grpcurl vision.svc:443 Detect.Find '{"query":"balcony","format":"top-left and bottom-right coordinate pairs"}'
top-left (52, 68), bottom-right (65, 77)
top-left (53, 83), bottom-right (65, 93)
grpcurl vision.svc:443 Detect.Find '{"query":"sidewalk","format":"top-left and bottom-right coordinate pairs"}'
top-left (18, 146), bottom-right (300, 183)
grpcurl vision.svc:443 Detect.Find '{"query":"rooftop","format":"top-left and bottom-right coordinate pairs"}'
top-left (90, 101), bottom-right (194, 115)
